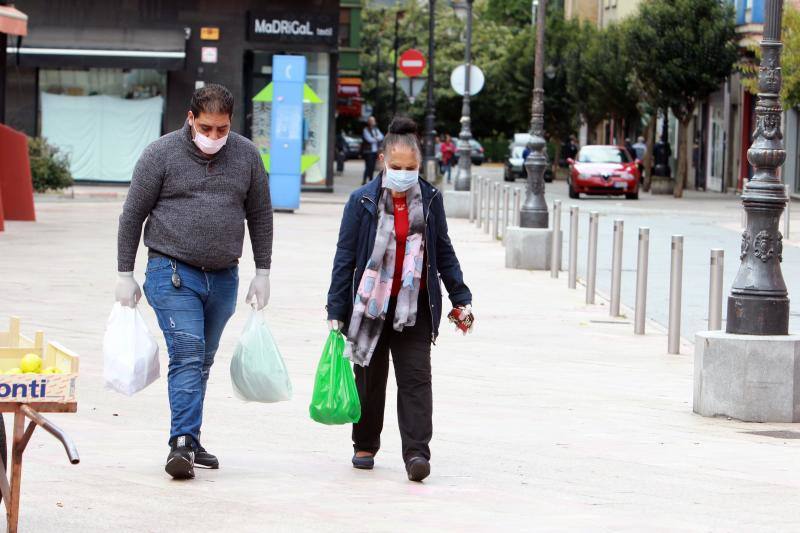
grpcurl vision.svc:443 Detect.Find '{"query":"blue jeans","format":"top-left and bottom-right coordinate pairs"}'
top-left (143, 257), bottom-right (238, 447)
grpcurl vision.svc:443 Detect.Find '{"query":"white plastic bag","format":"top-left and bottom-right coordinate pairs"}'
top-left (230, 309), bottom-right (292, 403)
top-left (103, 303), bottom-right (160, 396)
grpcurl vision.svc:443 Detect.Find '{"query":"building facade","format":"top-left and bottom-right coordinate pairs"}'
top-left (564, 0), bottom-right (599, 25)
top-left (597, 0), bottom-right (641, 29)
top-left (4, 0), bottom-right (361, 191)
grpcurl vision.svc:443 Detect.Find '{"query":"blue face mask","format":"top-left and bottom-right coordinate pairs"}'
top-left (385, 167), bottom-right (419, 192)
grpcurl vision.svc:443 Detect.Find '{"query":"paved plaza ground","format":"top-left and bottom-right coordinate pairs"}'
top-left (1, 164), bottom-right (800, 531)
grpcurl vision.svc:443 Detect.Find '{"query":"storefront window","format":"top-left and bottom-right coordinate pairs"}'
top-left (38, 69), bottom-right (166, 182)
top-left (40, 68), bottom-right (166, 99)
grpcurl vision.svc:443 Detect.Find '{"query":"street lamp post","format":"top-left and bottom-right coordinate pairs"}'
top-left (392, 10), bottom-right (401, 116)
top-left (519, 0), bottom-right (549, 228)
top-left (423, 0), bottom-right (438, 182)
top-left (453, 0), bottom-right (474, 191)
top-left (726, 0), bottom-right (790, 335)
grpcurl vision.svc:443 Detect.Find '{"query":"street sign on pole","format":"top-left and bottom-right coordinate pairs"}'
top-left (450, 64), bottom-right (485, 96)
top-left (398, 77), bottom-right (427, 104)
top-left (398, 49), bottom-right (426, 78)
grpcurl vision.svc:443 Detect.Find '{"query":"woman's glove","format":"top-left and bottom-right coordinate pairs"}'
top-left (115, 272), bottom-right (142, 307)
top-left (448, 304), bottom-right (474, 335)
top-left (246, 269), bottom-right (270, 309)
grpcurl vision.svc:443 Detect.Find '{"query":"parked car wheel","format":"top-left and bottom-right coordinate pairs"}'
top-left (504, 166), bottom-right (515, 182)
top-left (568, 180), bottom-right (579, 199)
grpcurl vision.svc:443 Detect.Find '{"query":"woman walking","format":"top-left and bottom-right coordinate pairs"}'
top-left (326, 117), bottom-right (474, 482)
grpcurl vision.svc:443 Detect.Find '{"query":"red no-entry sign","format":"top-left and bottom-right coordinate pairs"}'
top-left (398, 49), bottom-right (426, 78)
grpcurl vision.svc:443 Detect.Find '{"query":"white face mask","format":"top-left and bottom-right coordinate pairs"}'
top-left (190, 120), bottom-right (228, 155)
top-left (385, 167), bottom-right (419, 192)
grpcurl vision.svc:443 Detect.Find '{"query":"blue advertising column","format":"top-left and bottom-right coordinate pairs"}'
top-left (269, 55), bottom-right (306, 211)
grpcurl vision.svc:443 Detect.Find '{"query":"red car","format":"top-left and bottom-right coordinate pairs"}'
top-left (566, 145), bottom-right (640, 200)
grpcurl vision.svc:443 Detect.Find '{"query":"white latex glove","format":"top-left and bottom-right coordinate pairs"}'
top-left (328, 320), bottom-right (344, 332)
top-left (246, 269), bottom-right (270, 310)
top-left (115, 272), bottom-right (141, 307)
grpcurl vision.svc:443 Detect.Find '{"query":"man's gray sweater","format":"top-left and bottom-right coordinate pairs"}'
top-left (117, 122), bottom-right (273, 272)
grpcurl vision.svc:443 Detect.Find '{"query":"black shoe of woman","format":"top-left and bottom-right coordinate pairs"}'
top-left (351, 453), bottom-right (374, 470)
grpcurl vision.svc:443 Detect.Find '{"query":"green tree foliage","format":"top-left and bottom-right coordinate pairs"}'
top-left (626, 0), bottom-right (737, 197)
top-left (484, 0), bottom-right (535, 26)
top-left (359, 0), bottom-right (647, 161)
top-left (28, 137), bottom-right (73, 193)
top-left (741, 5), bottom-right (800, 108)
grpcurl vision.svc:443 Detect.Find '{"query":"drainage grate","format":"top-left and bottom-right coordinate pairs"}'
top-left (745, 430), bottom-right (800, 439)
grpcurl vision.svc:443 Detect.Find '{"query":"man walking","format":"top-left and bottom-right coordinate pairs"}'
top-left (362, 116), bottom-right (384, 184)
top-left (115, 84), bottom-right (273, 480)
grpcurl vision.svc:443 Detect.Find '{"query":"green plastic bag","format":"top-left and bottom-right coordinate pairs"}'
top-left (309, 330), bottom-right (361, 424)
top-left (230, 309), bottom-right (292, 403)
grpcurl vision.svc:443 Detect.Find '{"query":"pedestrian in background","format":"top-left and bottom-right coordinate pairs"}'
top-left (632, 136), bottom-right (647, 161)
top-left (440, 133), bottom-right (456, 184)
top-left (326, 116), bottom-right (474, 482)
top-left (116, 83), bottom-right (273, 480)
top-left (632, 135), bottom-right (647, 180)
top-left (362, 116), bottom-right (384, 185)
top-left (566, 135), bottom-right (579, 160)
top-left (336, 130), bottom-right (347, 175)
top-left (625, 137), bottom-right (635, 158)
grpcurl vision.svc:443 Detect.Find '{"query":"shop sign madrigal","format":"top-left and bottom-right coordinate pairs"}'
top-left (247, 11), bottom-right (338, 46)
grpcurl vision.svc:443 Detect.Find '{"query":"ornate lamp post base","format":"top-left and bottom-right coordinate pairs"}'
top-left (519, 134), bottom-right (549, 228)
top-left (694, 0), bottom-right (797, 424)
top-left (725, 34), bottom-right (789, 336)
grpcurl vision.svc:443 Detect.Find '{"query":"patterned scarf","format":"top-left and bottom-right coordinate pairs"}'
top-left (346, 179), bottom-right (425, 366)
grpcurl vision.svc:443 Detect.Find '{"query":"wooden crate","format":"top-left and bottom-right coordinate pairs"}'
top-left (0, 318), bottom-right (79, 403)
top-left (0, 317), bottom-right (43, 350)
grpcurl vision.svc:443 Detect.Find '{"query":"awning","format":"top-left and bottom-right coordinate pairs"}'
top-left (0, 6), bottom-right (27, 37)
top-left (6, 26), bottom-right (186, 70)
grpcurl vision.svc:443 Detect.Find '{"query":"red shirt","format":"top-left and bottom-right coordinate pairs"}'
top-left (441, 141), bottom-right (456, 164)
top-left (391, 195), bottom-right (425, 296)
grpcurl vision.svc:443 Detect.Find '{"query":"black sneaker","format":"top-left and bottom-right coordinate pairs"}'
top-left (195, 445), bottom-right (219, 469)
top-left (165, 435), bottom-right (195, 480)
top-left (405, 456), bottom-right (431, 482)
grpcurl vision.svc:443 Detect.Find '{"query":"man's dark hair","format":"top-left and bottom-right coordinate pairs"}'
top-left (190, 84), bottom-right (234, 118)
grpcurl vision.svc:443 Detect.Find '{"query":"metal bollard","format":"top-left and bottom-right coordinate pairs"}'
top-left (475, 177), bottom-right (483, 228)
top-left (485, 182), bottom-right (494, 235)
top-left (785, 184), bottom-right (791, 240)
top-left (494, 183), bottom-right (502, 240)
top-left (634, 228), bottom-right (650, 335)
top-left (514, 188), bottom-right (523, 226)
top-left (482, 178), bottom-right (489, 229)
top-left (484, 179), bottom-right (491, 230)
top-left (610, 220), bottom-right (624, 317)
top-left (568, 206), bottom-right (579, 289)
top-left (586, 212), bottom-right (599, 304)
top-left (502, 185), bottom-right (511, 242)
top-left (550, 200), bottom-right (562, 278)
top-left (510, 188), bottom-right (519, 228)
top-left (668, 235), bottom-right (684, 354)
top-left (484, 181), bottom-right (500, 234)
top-left (708, 249), bottom-right (724, 331)
top-left (469, 174), bottom-right (477, 223)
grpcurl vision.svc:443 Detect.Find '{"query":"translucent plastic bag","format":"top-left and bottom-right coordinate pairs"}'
top-left (230, 309), bottom-right (292, 403)
top-left (103, 303), bottom-right (160, 396)
top-left (309, 330), bottom-right (361, 425)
